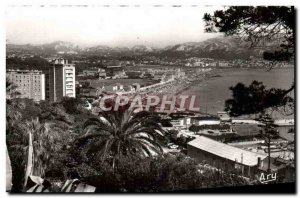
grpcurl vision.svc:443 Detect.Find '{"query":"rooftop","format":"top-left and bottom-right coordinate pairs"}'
top-left (188, 136), bottom-right (267, 166)
top-left (7, 69), bottom-right (43, 74)
top-left (192, 116), bottom-right (220, 121)
top-left (106, 65), bottom-right (122, 68)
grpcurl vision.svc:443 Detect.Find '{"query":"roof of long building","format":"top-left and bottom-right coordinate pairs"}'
top-left (188, 136), bottom-right (267, 166)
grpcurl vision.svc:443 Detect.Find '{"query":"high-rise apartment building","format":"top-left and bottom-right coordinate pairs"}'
top-left (48, 58), bottom-right (76, 102)
top-left (7, 69), bottom-right (45, 102)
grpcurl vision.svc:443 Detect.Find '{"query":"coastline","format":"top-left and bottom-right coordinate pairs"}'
top-left (178, 67), bottom-right (294, 117)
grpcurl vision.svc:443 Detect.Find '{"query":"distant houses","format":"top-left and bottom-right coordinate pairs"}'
top-left (78, 68), bottom-right (106, 79)
top-left (105, 65), bottom-right (127, 79)
top-left (184, 58), bottom-right (232, 68)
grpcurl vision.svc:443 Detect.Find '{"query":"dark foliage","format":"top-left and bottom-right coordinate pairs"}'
top-left (225, 81), bottom-right (294, 117)
top-left (6, 56), bottom-right (50, 71)
top-left (60, 97), bottom-right (84, 114)
top-left (69, 154), bottom-right (249, 192)
top-left (203, 6), bottom-right (295, 62)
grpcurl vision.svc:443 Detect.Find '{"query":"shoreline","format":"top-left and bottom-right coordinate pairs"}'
top-left (178, 67), bottom-right (294, 117)
top-left (175, 68), bottom-right (228, 95)
top-left (178, 66), bottom-right (294, 94)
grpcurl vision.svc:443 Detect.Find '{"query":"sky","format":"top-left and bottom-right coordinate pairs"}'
top-left (6, 5), bottom-right (223, 48)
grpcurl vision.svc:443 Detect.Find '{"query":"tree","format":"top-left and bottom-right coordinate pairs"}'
top-left (22, 118), bottom-right (52, 188)
top-left (203, 6), bottom-right (295, 62)
top-left (60, 97), bottom-right (84, 114)
top-left (6, 81), bottom-right (26, 192)
top-left (75, 153), bottom-right (250, 192)
top-left (6, 90), bottom-right (77, 192)
top-left (38, 101), bottom-right (75, 127)
top-left (21, 117), bottom-right (77, 190)
top-left (6, 79), bottom-right (24, 127)
top-left (6, 80), bottom-right (21, 100)
top-left (6, 56), bottom-right (50, 71)
top-left (76, 99), bottom-right (164, 170)
top-left (7, 105), bottom-right (75, 192)
top-left (256, 114), bottom-right (280, 172)
top-left (225, 81), bottom-right (294, 117)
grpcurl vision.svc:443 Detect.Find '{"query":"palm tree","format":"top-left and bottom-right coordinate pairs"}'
top-left (18, 116), bottom-right (74, 192)
top-left (6, 147), bottom-right (12, 192)
top-left (6, 79), bottom-right (21, 100)
top-left (77, 101), bottom-right (164, 170)
top-left (6, 79), bottom-right (24, 126)
top-left (22, 118), bottom-right (55, 190)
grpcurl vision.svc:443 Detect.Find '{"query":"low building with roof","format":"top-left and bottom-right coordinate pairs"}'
top-left (196, 129), bottom-right (238, 142)
top-left (170, 117), bottom-right (191, 129)
top-left (105, 65), bottom-right (125, 78)
top-left (102, 83), bottom-right (124, 93)
top-left (81, 69), bottom-right (99, 77)
top-left (189, 124), bottom-right (231, 132)
top-left (79, 87), bottom-right (99, 97)
top-left (98, 69), bottom-right (106, 79)
top-left (187, 136), bottom-right (268, 178)
top-left (192, 116), bottom-right (220, 126)
top-left (217, 111), bottom-right (231, 122)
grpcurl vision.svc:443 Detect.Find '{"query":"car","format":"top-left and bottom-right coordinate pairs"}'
top-left (167, 143), bottom-right (174, 147)
top-left (169, 144), bottom-right (179, 149)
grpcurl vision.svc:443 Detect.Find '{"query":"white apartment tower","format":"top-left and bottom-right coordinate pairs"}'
top-left (7, 69), bottom-right (46, 102)
top-left (49, 58), bottom-right (76, 102)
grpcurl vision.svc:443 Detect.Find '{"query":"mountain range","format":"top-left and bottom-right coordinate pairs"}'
top-left (7, 36), bottom-right (275, 59)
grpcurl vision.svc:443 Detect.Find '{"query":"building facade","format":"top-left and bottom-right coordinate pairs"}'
top-left (48, 59), bottom-right (76, 102)
top-left (7, 69), bottom-right (45, 102)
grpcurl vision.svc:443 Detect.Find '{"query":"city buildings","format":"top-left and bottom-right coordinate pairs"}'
top-left (102, 83), bottom-right (124, 93)
top-left (98, 69), bottom-right (107, 79)
top-left (170, 117), bottom-right (191, 129)
top-left (217, 61), bottom-right (230, 67)
top-left (48, 58), bottom-right (76, 102)
top-left (105, 65), bottom-right (125, 78)
top-left (81, 69), bottom-right (99, 77)
top-left (79, 87), bottom-right (99, 98)
top-left (7, 69), bottom-right (45, 102)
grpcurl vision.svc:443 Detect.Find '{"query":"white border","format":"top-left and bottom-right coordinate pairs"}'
top-left (1, 0), bottom-right (299, 197)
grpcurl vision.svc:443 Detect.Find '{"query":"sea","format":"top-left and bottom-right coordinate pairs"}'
top-left (181, 68), bottom-right (294, 117)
